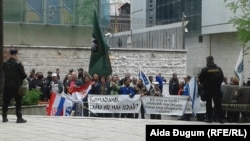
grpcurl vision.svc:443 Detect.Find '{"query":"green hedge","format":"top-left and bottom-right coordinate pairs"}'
top-left (22, 89), bottom-right (41, 106)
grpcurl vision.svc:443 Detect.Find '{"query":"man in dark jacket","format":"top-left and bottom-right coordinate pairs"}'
top-left (199, 56), bottom-right (224, 123)
top-left (169, 73), bottom-right (179, 95)
top-left (2, 49), bottom-right (27, 123)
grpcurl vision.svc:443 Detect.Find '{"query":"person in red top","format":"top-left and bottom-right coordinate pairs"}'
top-left (68, 71), bottom-right (84, 94)
top-left (177, 81), bottom-right (185, 95)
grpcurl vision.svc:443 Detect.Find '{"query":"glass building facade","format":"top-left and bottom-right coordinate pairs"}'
top-left (3, 0), bottom-right (110, 27)
top-left (155, 0), bottom-right (201, 33)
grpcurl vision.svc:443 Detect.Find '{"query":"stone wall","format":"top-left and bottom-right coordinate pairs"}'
top-left (4, 45), bottom-right (187, 82)
top-left (109, 48), bottom-right (187, 80)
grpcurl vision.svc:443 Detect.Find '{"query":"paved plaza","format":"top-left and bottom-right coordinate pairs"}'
top-left (0, 114), bottom-right (248, 141)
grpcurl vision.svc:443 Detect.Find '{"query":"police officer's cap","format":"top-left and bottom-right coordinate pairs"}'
top-left (10, 49), bottom-right (18, 55)
top-left (207, 56), bottom-right (214, 61)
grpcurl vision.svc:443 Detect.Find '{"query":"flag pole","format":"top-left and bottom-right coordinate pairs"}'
top-left (138, 65), bottom-right (142, 78)
top-left (242, 46), bottom-right (245, 87)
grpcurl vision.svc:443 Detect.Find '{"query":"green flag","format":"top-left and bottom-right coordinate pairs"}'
top-left (88, 10), bottom-right (112, 77)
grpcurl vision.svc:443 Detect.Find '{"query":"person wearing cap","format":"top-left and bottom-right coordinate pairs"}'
top-left (50, 73), bottom-right (63, 94)
top-left (149, 81), bottom-right (162, 119)
top-left (2, 49), bottom-right (27, 123)
top-left (150, 81), bottom-right (162, 96)
top-left (199, 56), bottom-right (224, 123)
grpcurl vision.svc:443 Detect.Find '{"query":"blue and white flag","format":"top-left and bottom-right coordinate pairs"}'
top-left (47, 92), bottom-right (65, 116)
top-left (63, 99), bottom-right (74, 116)
top-left (188, 76), bottom-right (200, 116)
top-left (47, 92), bottom-right (74, 116)
top-left (234, 48), bottom-right (244, 87)
top-left (139, 67), bottom-right (151, 91)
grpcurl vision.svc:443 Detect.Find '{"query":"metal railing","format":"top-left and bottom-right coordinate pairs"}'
top-left (108, 22), bottom-right (185, 49)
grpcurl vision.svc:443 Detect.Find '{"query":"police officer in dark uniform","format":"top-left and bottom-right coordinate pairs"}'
top-left (199, 56), bottom-right (224, 123)
top-left (2, 49), bottom-right (27, 123)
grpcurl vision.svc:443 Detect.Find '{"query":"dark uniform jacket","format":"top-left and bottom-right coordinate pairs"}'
top-left (3, 58), bottom-right (27, 88)
top-left (199, 63), bottom-right (224, 90)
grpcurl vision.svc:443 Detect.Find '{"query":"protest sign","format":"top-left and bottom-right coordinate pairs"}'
top-left (88, 95), bottom-right (141, 113)
top-left (141, 96), bottom-right (188, 116)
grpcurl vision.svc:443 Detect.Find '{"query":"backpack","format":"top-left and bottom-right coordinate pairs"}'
top-left (19, 79), bottom-right (29, 96)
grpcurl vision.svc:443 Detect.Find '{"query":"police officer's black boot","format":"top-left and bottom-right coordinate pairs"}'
top-left (2, 112), bottom-right (8, 123)
top-left (16, 111), bottom-right (27, 123)
top-left (16, 118), bottom-right (27, 123)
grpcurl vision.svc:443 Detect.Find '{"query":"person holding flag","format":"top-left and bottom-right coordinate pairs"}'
top-left (199, 56), bottom-right (224, 123)
top-left (138, 67), bottom-right (151, 92)
top-left (138, 67), bottom-right (151, 119)
top-left (71, 75), bottom-right (93, 117)
top-left (88, 10), bottom-right (112, 78)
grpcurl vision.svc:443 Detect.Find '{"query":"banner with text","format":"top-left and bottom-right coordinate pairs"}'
top-left (141, 96), bottom-right (188, 116)
top-left (88, 95), bottom-right (141, 113)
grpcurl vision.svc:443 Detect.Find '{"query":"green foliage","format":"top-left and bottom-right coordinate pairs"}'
top-left (22, 89), bottom-right (41, 106)
top-left (224, 0), bottom-right (250, 51)
top-left (77, 0), bottom-right (99, 25)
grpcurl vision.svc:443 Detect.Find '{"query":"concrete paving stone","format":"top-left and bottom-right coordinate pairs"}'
top-left (0, 115), bottom-right (249, 141)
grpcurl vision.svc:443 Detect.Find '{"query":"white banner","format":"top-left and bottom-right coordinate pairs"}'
top-left (88, 95), bottom-right (141, 113)
top-left (87, 95), bottom-right (206, 115)
top-left (141, 96), bottom-right (188, 116)
top-left (184, 99), bottom-right (206, 114)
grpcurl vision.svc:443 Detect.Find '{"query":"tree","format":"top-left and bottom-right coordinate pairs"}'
top-left (224, 0), bottom-right (250, 53)
top-left (76, 0), bottom-right (99, 25)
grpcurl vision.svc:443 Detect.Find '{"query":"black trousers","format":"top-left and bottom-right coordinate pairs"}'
top-left (2, 86), bottom-right (23, 118)
top-left (205, 89), bottom-right (223, 121)
top-left (121, 113), bottom-right (134, 118)
top-left (150, 114), bottom-right (161, 119)
top-left (135, 104), bottom-right (145, 119)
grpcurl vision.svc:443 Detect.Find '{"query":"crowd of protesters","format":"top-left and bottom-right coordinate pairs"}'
top-left (26, 67), bottom-right (169, 119)
top-left (25, 64), bottom-right (250, 123)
